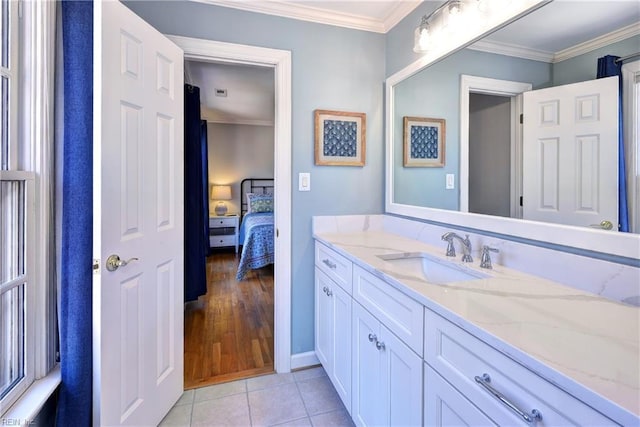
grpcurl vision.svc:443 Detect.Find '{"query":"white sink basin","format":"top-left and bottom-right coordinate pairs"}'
top-left (377, 252), bottom-right (490, 284)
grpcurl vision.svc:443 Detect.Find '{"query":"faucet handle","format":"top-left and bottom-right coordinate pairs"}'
top-left (480, 245), bottom-right (499, 269)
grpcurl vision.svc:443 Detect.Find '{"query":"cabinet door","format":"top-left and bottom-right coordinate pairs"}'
top-left (381, 325), bottom-right (423, 427)
top-left (332, 283), bottom-right (352, 413)
top-left (352, 303), bottom-right (384, 427)
top-left (315, 268), bottom-right (334, 370)
top-left (425, 364), bottom-right (497, 427)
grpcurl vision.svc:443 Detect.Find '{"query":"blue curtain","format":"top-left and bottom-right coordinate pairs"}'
top-left (57, 1), bottom-right (93, 425)
top-left (201, 120), bottom-right (211, 257)
top-left (597, 55), bottom-right (629, 232)
top-left (184, 85), bottom-right (208, 301)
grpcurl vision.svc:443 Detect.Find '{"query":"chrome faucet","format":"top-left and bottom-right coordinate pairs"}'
top-left (480, 245), bottom-right (499, 269)
top-left (441, 232), bottom-right (473, 263)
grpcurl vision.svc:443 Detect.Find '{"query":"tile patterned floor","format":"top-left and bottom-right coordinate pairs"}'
top-left (160, 367), bottom-right (355, 427)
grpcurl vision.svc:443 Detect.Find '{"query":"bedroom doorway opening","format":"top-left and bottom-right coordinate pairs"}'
top-left (171, 36), bottom-right (292, 389)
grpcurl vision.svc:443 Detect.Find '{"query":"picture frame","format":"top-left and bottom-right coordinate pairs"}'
top-left (403, 116), bottom-right (446, 167)
top-left (314, 109), bottom-right (366, 166)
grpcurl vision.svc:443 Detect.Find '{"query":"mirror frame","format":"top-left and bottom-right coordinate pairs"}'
top-left (385, 1), bottom-right (640, 260)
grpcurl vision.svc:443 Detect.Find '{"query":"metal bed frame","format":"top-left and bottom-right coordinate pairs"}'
top-left (239, 178), bottom-right (274, 221)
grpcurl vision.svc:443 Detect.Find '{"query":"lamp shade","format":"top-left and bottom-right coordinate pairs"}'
top-left (211, 185), bottom-right (232, 201)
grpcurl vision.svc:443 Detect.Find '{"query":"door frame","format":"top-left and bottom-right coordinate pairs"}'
top-left (168, 35), bottom-right (292, 373)
top-left (460, 75), bottom-right (531, 217)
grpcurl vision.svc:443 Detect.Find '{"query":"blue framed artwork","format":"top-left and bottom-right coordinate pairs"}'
top-left (403, 116), bottom-right (446, 167)
top-left (315, 109), bottom-right (366, 166)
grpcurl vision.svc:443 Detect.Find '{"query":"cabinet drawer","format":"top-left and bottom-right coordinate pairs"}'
top-left (209, 216), bottom-right (237, 228)
top-left (315, 242), bottom-right (353, 294)
top-left (210, 234), bottom-right (236, 247)
top-left (353, 265), bottom-right (423, 356)
top-left (424, 309), bottom-right (616, 426)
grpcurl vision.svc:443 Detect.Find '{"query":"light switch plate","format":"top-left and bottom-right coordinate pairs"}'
top-left (299, 172), bottom-right (311, 191)
top-left (446, 174), bottom-right (455, 189)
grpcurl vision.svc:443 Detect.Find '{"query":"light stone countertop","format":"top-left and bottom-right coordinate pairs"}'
top-left (314, 230), bottom-right (640, 426)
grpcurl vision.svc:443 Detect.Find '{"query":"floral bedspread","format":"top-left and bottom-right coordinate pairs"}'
top-left (236, 212), bottom-right (274, 280)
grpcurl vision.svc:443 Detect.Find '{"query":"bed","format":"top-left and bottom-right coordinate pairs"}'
top-left (236, 178), bottom-right (275, 280)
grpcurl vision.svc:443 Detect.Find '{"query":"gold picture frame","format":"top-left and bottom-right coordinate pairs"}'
top-left (403, 116), bottom-right (446, 167)
top-left (314, 109), bottom-right (366, 166)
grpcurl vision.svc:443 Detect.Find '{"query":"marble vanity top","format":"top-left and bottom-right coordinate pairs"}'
top-left (314, 230), bottom-right (640, 425)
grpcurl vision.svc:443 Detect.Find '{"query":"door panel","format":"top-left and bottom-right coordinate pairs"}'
top-left (523, 76), bottom-right (618, 229)
top-left (94, 1), bottom-right (184, 425)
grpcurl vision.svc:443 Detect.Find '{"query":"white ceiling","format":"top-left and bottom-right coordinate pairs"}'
top-left (190, 1), bottom-right (640, 124)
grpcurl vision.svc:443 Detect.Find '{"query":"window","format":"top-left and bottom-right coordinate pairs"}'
top-left (0, 0), bottom-right (37, 415)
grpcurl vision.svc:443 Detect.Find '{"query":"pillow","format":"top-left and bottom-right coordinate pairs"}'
top-left (247, 192), bottom-right (274, 213)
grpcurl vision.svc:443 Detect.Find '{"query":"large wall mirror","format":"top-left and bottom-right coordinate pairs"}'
top-left (386, 1), bottom-right (640, 259)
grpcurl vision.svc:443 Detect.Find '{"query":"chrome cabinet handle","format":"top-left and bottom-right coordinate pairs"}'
top-left (106, 254), bottom-right (139, 272)
top-left (322, 286), bottom-right (328, 295)
top-left (326, 288), bottom-right (332, 297)
top-left (322, 259), bottom-right (337, 269)
top-left (368, 333), bottom-right (377, 343)
top-left (375, 341), bottom-right (385, 351)
top-left (589, 220), bottom-right (613, 230)
top-left (474, 374), bottom-right (542, 424)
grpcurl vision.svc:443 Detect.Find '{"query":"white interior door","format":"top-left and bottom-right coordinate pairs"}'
top-left (93, 1), bottom-right (184, 425)
top-left (523, 76), bottom-right (618, 230)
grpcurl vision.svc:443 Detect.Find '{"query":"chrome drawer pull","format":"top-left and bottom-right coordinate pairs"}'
top-left (322, 259), bottom-right (337, 269)
top-left (375, 340), bottom-right (385, 351)
top-left (474, 374), bottom-right (542, 424)
top-left (368, 333), bottom-right (377, 343)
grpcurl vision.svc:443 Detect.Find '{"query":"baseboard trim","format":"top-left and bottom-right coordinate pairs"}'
top-left (290, 351), bottom-right (320, 371)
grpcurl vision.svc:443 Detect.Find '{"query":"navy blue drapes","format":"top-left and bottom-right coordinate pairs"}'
top-left (597, 55), bottom-right (629, 232)
top-left (57, 1), bottom-right (93, 425)
top-left (184, 85), bottom-right (208, 301)
top-left (201, 120), bottom-right (211, 257)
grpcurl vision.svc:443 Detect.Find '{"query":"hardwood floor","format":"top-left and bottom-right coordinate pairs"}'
top-left (184, 252), bottom-right (274, 389)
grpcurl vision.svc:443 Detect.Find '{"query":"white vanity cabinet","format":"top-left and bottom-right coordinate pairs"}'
top-left (352, 301), bottom-right (423, 427)
top-left (314, 243), bottom-right (353, 412)
top-left (424, 309), bottom-right (618, 426)
top-left (351, 265), bottom-right (423, 427)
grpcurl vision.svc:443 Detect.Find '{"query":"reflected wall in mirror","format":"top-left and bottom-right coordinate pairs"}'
top-left (390, 1), bottom-right (640, 233)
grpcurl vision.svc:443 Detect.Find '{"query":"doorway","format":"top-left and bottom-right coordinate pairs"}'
top-left (468, 93), bottom-right (512, 217)
top-left (184, 60), bottom-right (277, 388)
top-left (169, 36), bottom-right (293, 380)
top-left (460, 75), bottom-right (532, 217)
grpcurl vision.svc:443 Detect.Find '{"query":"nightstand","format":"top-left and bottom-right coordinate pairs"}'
top-left (209, 214), bottom-right (239, 253)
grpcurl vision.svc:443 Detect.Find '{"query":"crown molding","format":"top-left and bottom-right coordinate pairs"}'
top-left (468, 39), bottom-right (554, 63)
top-left (553, 22), bottom-right (640, 63)
top-left (191, 0), bottom-right (420, 33)
top-left (382, 1), bottom-right (422, 33)
top-left (469, 22), bottom-right (640, 64)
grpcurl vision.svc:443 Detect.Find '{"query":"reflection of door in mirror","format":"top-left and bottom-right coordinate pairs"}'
top-left (522, 76), bottom-right (618, 230)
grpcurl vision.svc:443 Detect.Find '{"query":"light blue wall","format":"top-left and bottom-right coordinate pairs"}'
top-left (124, 1), bottom-right (385, 354)
top-left (393, 49), bottom-right (551, 209)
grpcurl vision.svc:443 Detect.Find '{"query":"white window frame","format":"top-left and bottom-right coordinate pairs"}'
top-left (1, 0), bottom-right (59, 419)
top-left (622, 60), bottom-right (640, 233)
top-left (0, 170), bottom-right (36, 415)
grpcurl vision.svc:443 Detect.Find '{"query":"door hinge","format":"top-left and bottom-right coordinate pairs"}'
top-left (93, 259), bottom-right (101, 273)
top-left (519, 113), bottom-right (523, 124)
top-left (276, 228), bottom-right (279, 238)
top-left (519, 196), bottom-right (523, 207)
